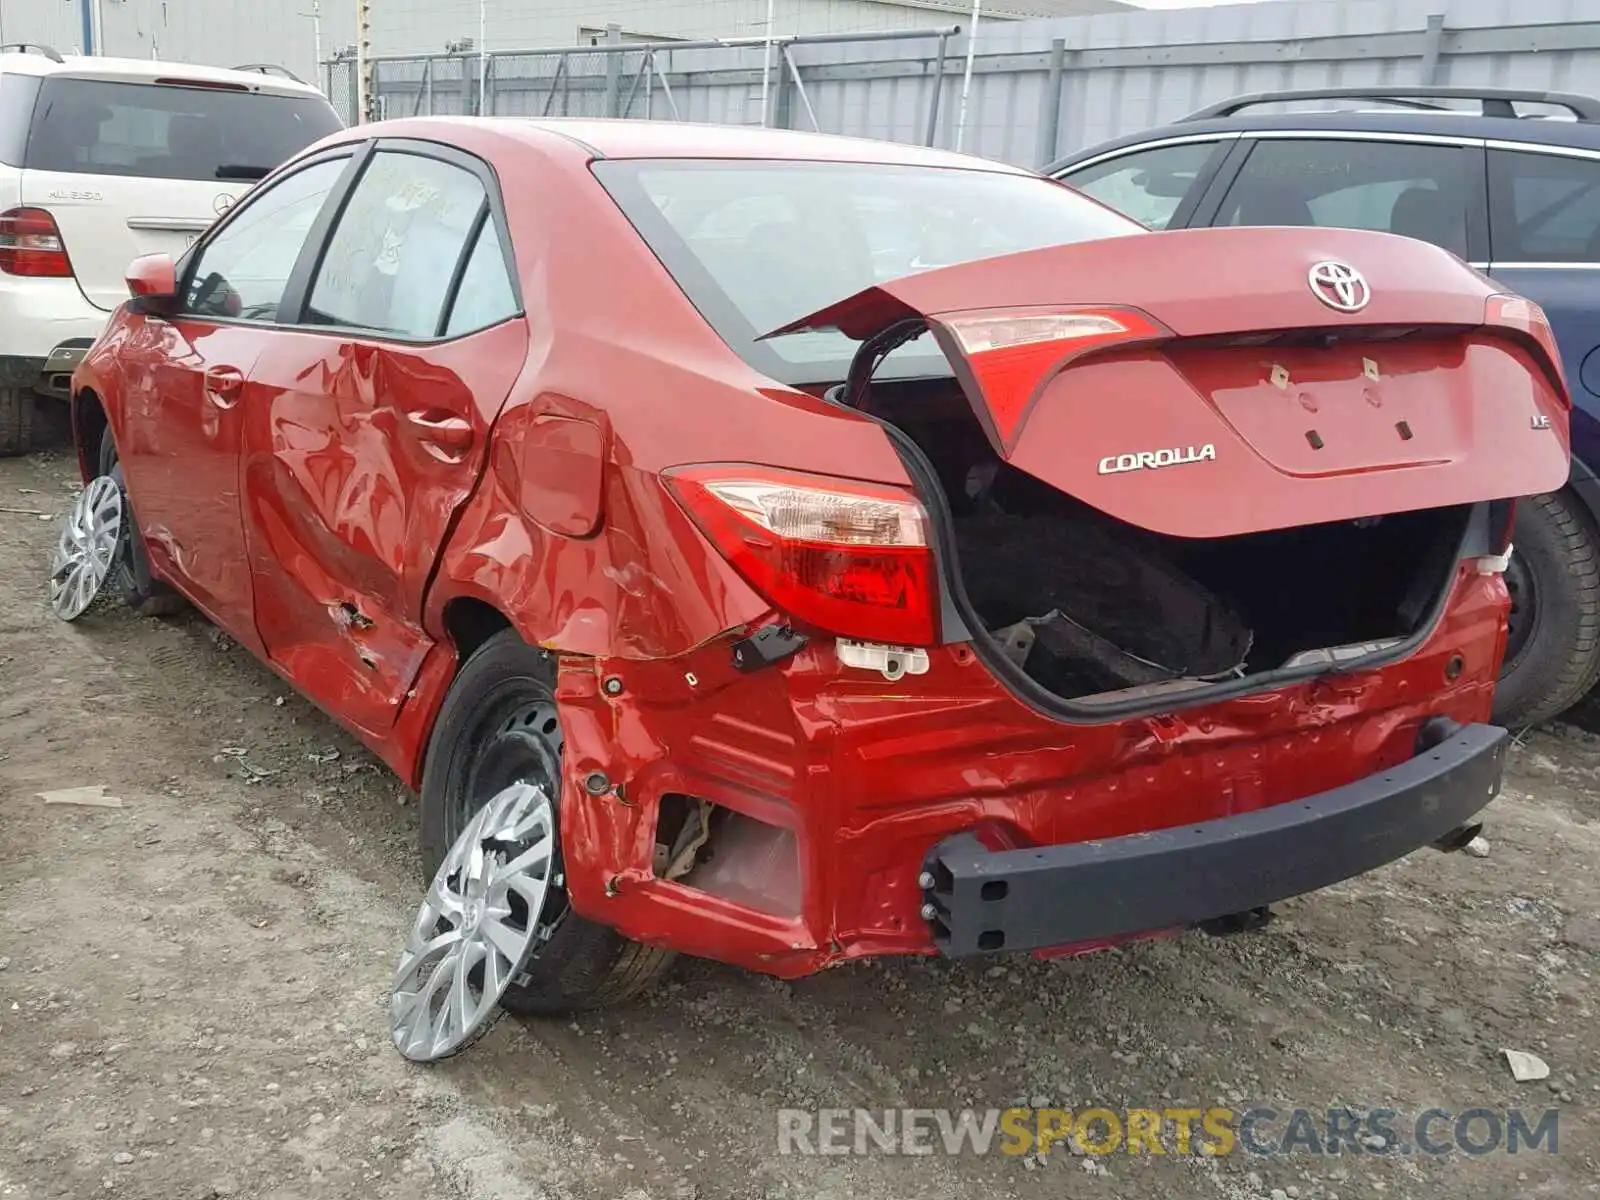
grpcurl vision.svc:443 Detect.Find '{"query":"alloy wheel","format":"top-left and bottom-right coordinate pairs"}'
top-left (49, 476), bottom-right (125, 621)
top-left (390, 780), bottom-right (558, 1061)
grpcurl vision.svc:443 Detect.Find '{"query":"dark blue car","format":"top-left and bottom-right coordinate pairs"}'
top-left (1050, 86), bottom-right (1600, 728)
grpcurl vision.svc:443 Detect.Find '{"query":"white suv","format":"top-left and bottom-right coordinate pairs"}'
top-left (0, 44), bottom-right (343, 454)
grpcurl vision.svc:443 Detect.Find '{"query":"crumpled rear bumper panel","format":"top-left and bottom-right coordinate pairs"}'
top-left (552, 566), bottom-right (1508, 978)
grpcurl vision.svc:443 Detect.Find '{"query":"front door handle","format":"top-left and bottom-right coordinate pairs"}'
top-left (403, 409), bottom-right (474, 458)
top-left (204, 365), bottom-right (244, 408)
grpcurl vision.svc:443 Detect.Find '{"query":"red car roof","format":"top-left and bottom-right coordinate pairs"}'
top-left (327, 115), bottom-right (1035, 171)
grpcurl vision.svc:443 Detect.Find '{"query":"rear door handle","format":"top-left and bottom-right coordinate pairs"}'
top-left (204, 365), bottom-right (244, 408)
top-left (403, 408), bottom-right (474, 458)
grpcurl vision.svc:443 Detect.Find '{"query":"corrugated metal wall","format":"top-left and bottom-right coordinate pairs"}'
top-left (342, 0), bottom-right (1600, 165)
top-left (0, 0), bottom-right (323, 80)
top-left (1013, 0), bottom-right (1600, 163)
top-left (6, 1), bottom-right (1600, 168)
top-left (0, 0), bottom-right (85, 55)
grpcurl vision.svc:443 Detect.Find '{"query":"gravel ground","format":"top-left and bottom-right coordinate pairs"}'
top-left (1, 446), bottom-right (1597, 1200)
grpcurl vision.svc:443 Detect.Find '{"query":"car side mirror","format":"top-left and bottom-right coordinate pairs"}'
top-left (126, 253), bottom-right (178, 316)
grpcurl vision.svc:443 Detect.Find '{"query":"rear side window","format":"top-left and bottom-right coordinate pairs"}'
top-left (444, 220), bottom-right (518, 336)
top-left (1489, 149), bottom-right (1600, 264)
top-left (305, 151), bottom-right (490, 339)
top-left (0, 72), bottom-right (42, 166)
top-left (1218, 139), bottom-right (1471, 258)
top-left (23, 77), bottom-right (342, 181)
top-left (1059, 141), bottom-right (1221, 230)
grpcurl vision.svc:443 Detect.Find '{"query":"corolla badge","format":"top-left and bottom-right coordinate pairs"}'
top-left (1308, 260), bottom-right (1371, 313)
top-left (1098, 444), bottom-right (1217, 475)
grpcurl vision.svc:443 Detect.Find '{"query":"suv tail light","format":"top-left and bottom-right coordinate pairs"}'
top-left (665, 465), bottom-right (938, 646)
top-left (0, 207), bottom-right (72, 277)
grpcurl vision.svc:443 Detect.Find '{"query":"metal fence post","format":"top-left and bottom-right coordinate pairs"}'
top-left (781, 45), bottom-right (820, 132)
top-left (1036, 38), bottom-right (1067, 168)
top-left (346, 58), bottom-right (360, 125)
top-left (1419, 13), bottom-right (1446, 84)
top-left (653, 51), bottom-right (682, 120)
top-left (603, 24), bottom-right (622, 117)
top-left (924, 28), bottom-right (952, 147)
top-left (772, 41), bottom-right (793, 129)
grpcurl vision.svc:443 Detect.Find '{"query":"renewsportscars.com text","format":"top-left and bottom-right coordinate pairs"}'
top-left (777, 1107), bottom-right (1560, 1158)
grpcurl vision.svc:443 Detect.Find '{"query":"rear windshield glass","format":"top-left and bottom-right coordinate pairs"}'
top-left (24, 77), bottom-right (343, 181)
top-left (593, 159), bottom-right (1138, 386)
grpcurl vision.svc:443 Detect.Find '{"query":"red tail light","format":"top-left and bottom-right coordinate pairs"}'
top-left (665, 465), bottom-right (938, 646)
top-left (1484, 293), bottom-right (1566, 398)
top-left (0, 207), bottom-right (72, 277)
top-left (938, 305), bottom-right (1170, 443)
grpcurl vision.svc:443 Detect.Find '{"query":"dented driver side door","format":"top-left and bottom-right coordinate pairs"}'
top-left (237, 141), bottom-right (527, 737)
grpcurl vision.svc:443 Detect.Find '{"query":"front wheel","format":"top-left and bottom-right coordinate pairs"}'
top-left (1493, 490), bottom-right (1600, 728)
top-left (98, 427), bottom-right (186, 617)
top-left (418, 628), bottom-right (675, 1017)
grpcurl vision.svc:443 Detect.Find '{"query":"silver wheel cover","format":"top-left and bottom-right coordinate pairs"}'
top-left (390, 782), bottom-right (556, 1061)
top-left (50, 475), bottom-right (125, 621)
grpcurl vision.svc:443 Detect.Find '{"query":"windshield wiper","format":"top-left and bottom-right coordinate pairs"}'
top-left (215, 164), bottom-right (271, 181)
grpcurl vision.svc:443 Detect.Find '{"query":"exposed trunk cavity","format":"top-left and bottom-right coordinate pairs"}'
top-left (870, 380), bottom-right (1470, 705)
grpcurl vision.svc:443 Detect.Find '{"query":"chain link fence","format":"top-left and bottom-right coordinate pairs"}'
top-left (323, 28), bottom-right (960, 144)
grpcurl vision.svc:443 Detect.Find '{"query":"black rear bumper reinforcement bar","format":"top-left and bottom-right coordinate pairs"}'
top-left (921, 718), bottom-right (1507, 956)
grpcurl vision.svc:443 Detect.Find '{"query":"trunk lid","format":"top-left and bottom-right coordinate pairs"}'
top-left (765, 226), bottom-right (1571, 539)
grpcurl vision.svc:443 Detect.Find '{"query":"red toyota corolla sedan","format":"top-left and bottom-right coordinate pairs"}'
top-left (70, 118), bottom-right (1569, 1018)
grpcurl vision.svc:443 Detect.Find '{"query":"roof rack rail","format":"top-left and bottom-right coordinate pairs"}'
top-left (231, 63), bottom-right (306, 84)
top-left (1183, 86), bottom-right (1600, 123)
top-left (0, 42), bottom-right (66, 64)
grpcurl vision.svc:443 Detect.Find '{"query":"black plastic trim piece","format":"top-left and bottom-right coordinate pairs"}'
top-left (731, 625), bottom-right (809, 673)
top-left (923, 721), bottom-right (1507, 956)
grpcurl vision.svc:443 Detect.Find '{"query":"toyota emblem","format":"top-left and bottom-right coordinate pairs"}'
top-left (1308, 260), bottom-right (1371, 313)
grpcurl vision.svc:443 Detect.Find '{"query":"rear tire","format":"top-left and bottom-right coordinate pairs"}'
top-left (1492, 490), bottom-right (1600, 728)
top-left (0, 386), bottom-right (36, 457)
top-left (419, 628), bottom-right (675, 1015)
top-left (98, 428), bottom-right (187, 618)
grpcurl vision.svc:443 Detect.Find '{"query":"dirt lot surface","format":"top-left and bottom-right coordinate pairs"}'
top-left (2, 446), bottom-right (1597, 1200)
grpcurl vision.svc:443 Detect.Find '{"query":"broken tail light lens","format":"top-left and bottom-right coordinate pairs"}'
top-left (1484, 294), bottom-right (1567, 398)
top-left (0, 207), bottom-right (72, 278)
top-left (665, 465), bottom-right (938, 646)
top-left (939, 306), bottom-right (1170, 442)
